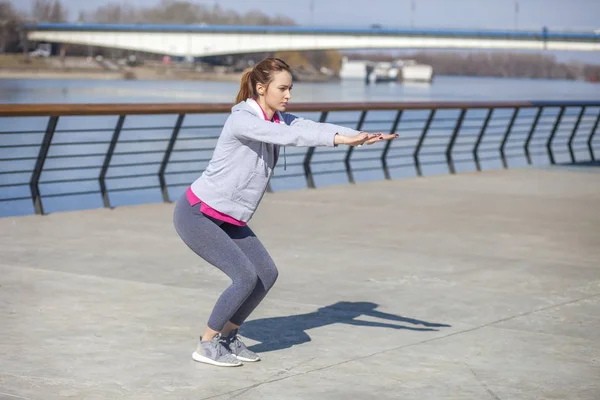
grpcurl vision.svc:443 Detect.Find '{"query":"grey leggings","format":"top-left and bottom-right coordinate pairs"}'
top-left (173, 193), bottom-right (278, 332)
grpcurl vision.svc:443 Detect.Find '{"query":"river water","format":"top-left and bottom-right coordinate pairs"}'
top-left (1, 76), bottom-right (598, 217)
top-left (1, 75), bottom-right (599, 104)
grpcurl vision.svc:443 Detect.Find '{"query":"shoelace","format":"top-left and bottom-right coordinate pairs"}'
top-left (212, 335), bottom-right (231, 358)
top-left (228, 334), bottom-right (242, 350)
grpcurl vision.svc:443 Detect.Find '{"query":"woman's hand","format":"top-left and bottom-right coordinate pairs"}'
top-left (335, 132), bottom-right (399, 146)
top-left (363, 133), bottom-right (399, 145)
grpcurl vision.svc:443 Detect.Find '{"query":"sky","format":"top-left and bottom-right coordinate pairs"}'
top-left (14, 0), bottom-right (600, 63)
top-left (18, 0), bottom-right (600, 31)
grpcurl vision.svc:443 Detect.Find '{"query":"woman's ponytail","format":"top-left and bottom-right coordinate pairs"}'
top-left (235, 68), bottom-right (255, 104)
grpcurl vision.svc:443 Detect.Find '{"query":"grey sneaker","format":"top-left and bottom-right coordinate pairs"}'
top-left (221, 329), bottom-right (261, 362)
top-left (192, 334), bottom-right (242, 367)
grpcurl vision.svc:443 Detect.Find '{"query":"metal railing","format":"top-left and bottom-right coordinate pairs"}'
top-left (1, 101), bottom-right (599, 216)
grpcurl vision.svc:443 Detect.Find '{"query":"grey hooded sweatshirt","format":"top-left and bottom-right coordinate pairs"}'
top-left (189, 99), bottom-right (360, 223)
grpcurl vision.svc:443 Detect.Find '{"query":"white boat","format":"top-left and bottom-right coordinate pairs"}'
top-left (396, 60), bottom-right (434, 83)
top-left (338, 58), bottom-right (372, 80)
top-left (339, 57), bottom-right (434, 83)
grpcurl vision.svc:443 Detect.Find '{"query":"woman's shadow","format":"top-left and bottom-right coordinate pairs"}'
top-left (240, 301), bottom-right (451, 353)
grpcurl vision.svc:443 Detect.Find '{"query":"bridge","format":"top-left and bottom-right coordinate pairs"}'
top-left (24, 23), bottom-right (600, 58)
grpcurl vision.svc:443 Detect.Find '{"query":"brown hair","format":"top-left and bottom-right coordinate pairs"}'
top-left (235, 58), bottom-right (292, 104)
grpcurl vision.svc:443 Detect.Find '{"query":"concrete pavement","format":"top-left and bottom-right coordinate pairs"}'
top-left (1, 166), bottom-right (599, 399)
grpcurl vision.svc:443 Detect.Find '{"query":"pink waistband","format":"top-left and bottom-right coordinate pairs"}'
top-left (186, 187), bottom-right (246, 226)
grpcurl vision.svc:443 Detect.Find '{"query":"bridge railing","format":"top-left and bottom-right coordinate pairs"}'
top-left (1, 101), bottom-right (599, 216)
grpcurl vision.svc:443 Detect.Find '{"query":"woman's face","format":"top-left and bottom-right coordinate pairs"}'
top-left (257, 71), bottom-right (293, 114)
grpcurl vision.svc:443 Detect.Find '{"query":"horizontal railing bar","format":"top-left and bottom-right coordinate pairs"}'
top-left (452, 150), bottom-right (478, 155)
top-left (0, 130), bottom-right (45, 135)
top-left (351, 148), bottom-right (384, 153)
top-left (45, 153), bottom-right (105, 159)
top-left (0, 144), bottom-right (42, 148)
top-left (174, 136), bottom-right (220, 141)
top-left (1, 156), bottom-right (37, 161)
top-left (111, 161), bottom-right (161, 168)
top-left (350, 165), bottom-right (389, 173)
top-left (312, 168), bottom-right (348, 176)
top-left (43, 150), bottom-right (165, 159)
top-left (478, 155), bottom-right (505, 162)
top-left (40, 190), bottom-right (100, 198)
top-left (312, 150), bottom-right (342, 156)
top-left (107, 185), bottom-right (163, 193)
top-left (3, 101), bottom-right (600, 117)
top-left (105, 173), bottom-right (158, 180)
top-left (385, 164), bottom-right (416, 170)
top-left (40, 184), bottom-right (159, 198)
top-left (424, 126), bottom-right (469, 131)
top-left (393, 134), bottom-right (421, 139)
top-left (273, 162), bottom-right (304, 168)
top-left (112, 150), bottom-right (169, 156)
top-left (171, 148), bottom-right (216, 153)
top-left (0, 182), bottom-right (28, 188)
top-left (421, 134), bottom-right (451, 139)
top-left (164, 182), bottom-right (191, 188)
top-left (163, 169), bottom-right (207, 175)
top-left (167, 159), bottom-right (211, 165)
top-left (310, 159), bottom-right (345, 165)
top-left (397, 119), bottom-right (427, 124)
top-left (348, 156), bottom-right (384, 162)
top-left (0, 196), bottom-right (31, 202)
top-left (120, 126), bottom-right (178, 132)
top-left (113, 138), bottom-right (171, 144)
top-left (503, 145), bottom-right (526, 151)
top-left (54, 128), bottom-right (115, 133)
top-left (419, 160), bottom-right (448, 166)
top-left (0, 170), bottom-right (31, 175)
top-left (272, 172), bottom-right (306, 178)
top-left (40, 177), bottom-right (97, 184)
top-left (42, 166), bottom-right (99, 172)
top-left (179, 125), bottom-right (229, 130)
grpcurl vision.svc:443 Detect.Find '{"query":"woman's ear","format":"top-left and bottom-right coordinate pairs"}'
top-left (256, 82), bottom-right (265, 97)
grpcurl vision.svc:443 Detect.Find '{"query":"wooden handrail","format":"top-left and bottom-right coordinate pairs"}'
top-left (2, 101), bottom-right (599, 117)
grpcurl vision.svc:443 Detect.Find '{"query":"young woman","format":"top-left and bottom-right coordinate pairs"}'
top-left (173, 57), bottom-right (398, 367)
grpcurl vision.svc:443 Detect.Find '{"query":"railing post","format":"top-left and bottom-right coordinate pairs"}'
top-left (159, 114), bottom-right (185, 203)
top-left (524, 107), bottom-right (543, 165)
top-left (382, 110), bottom-right (403, 180)
top-left (446, 109), bottom-right (467, 174)
top-left (303, 111), bottom-right (328, 189)
top-left (500, 107), bottom-right (520, 169)
top-left (30, 116), bottom-right (59, 215)
top-left (344, 110), bottom-right (368, 184)
top-left (546, 106), bottom-right (565, 165)
top-left (99, 115), bottom-right (126, 209)
top-left (567, 106), bottom-right (586, 163)
top-left (413, 109), bottom-right (436, 177)
top-left (587, 110), bottom-right (600, 161)
top-left (473, 108), bottom-right (493, 171)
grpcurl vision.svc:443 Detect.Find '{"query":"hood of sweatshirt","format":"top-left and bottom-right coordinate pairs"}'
top-left (232, 98), bottom-right (284, 121)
